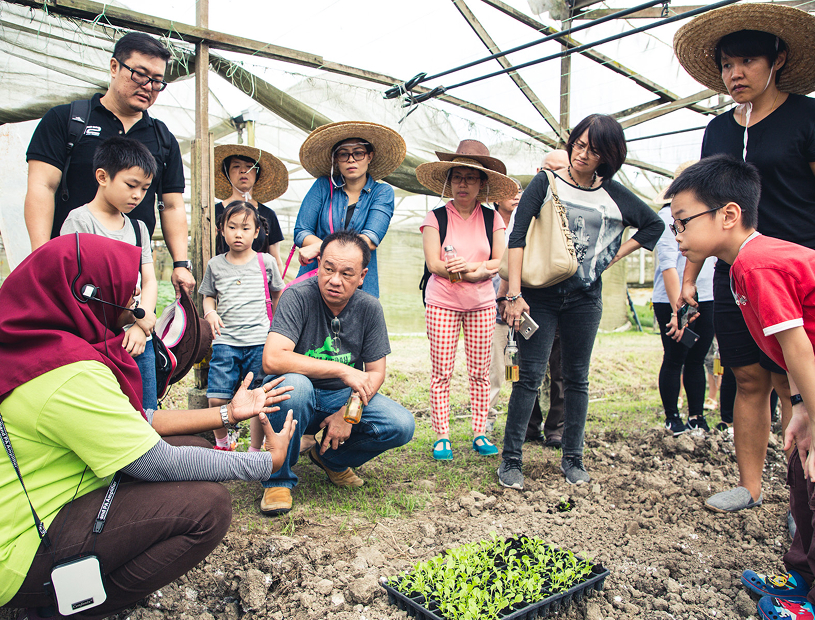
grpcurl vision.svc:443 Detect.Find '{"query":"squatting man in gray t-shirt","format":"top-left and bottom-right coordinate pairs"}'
top-left (257, 231), bottom-right (415, 516)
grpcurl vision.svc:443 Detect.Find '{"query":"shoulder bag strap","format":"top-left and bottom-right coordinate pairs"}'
top-left (258, 253), bottom-right (273, 323)
top-left (60, 99), bottom-right (92, 203)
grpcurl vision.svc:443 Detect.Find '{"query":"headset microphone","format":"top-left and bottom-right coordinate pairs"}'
top-left (71, 233), bottom-right (145, 319)
top-left (79, 284), bottom-right (146, 319)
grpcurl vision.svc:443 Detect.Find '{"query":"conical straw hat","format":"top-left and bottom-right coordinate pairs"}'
top-left (674, 3), bottom-right (815, 95)
top-left (299, 121), bottom-right (407, 180)
top-left (214, 144), bottom-right (288, 203)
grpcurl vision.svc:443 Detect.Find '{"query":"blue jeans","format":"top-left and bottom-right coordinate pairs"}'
top-left (261, 373), bottom-right (415, 489)
top-left (207, 344), bottom-right (265, 399)
top-left (502, 284), bottom-right (603, 461)
top-left (135, 341), bottom-right (157, 412)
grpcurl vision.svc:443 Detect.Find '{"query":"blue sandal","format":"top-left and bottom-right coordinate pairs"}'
top-left (472, 435), bottom-right (499, 456)
top-left (433, 439), bottom-right (453, 461)
top-left (742, 569), bottom-right (809, 598)
top-left (757, 595), bottom-right (815, 620)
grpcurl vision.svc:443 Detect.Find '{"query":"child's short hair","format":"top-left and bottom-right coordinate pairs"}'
top-left (665, 154), bottom-right (760, 229)
top-left (93, 136), bottom-right (158, 180)
top-left (217, 201), bottom-right (270, 254)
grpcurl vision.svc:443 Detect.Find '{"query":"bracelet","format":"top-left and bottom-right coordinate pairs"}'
top-left (791, 394), bottom-right (804, 407)
top-left (496, 296), bottom-right (507, 303)
top-left (506, 292), bottom-right (523, 302)
top-left (203, 310), bottom-right (217, 318)
top-left (220, 404), bottom-right (232, 429)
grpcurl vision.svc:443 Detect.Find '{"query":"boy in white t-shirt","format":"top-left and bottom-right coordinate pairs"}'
top-left (61, 136), bottom-right (157, 410)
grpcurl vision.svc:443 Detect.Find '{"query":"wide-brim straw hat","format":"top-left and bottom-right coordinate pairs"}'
top-left (299, 121), bottom-right (407, 180)
top-left (655, 160), bottom-right (698, 205)
top-left (416, 139), bottom-right (518, 201)
top-left (214, 144), bottom-right (289, 204)
top-left (674, 3), bottom-right (815, 95)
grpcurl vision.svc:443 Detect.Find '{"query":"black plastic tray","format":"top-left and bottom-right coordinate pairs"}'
top-left (382, 563), bottom-right (609, 620)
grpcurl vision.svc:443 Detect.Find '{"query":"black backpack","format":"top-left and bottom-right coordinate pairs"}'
top-left (419, 205), bottom-right (495, 306)
top-left (60, 99), bottom-right (173, 209)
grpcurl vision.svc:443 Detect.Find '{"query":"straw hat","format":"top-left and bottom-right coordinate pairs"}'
top-left (214, 144), bottom-right (289, 204)
top-left (416, 140), bottom-right (518, 201)
top-left (674, 3), bottom-right (815, 95)
top-left (299, 121), bottom-right (407, 180)
top-left (655, 160), bottom-right (697, 205)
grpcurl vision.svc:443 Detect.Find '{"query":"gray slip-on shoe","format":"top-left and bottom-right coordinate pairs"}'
top-left (705, 486), bottom-right (762, 512)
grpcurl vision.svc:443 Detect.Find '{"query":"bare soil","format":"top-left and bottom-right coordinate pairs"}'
top-left (113, 427), bottom-right (787, 620)
top-left (0, 332), bottom-right (790, 620)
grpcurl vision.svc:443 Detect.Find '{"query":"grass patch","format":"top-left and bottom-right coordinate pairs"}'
top-left (215, 330), bottom-right (670, 530)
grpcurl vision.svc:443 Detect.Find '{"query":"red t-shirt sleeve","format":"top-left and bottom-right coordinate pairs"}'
top-left (741, 267), bottom-right (805, 336)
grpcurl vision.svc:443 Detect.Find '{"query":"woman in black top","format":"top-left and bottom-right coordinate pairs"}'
top-left (673, 3), bottom-right (815, 513)
top-left (498, 114), bottom-right (663, 490)
top-left (213, 144), bottom-right (288, 274)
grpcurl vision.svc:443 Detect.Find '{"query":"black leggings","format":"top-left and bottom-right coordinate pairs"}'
top-left (654, 301), bottom-right (715, 419)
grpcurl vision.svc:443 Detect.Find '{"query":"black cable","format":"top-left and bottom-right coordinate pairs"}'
top-left (626, 125), bottom-right (707, 142)
top-left (411, 0), bottom-right (740, 100)
top-left (422, 0), bottom-right (667, 85)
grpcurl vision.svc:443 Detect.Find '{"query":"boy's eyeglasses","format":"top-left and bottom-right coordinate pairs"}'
top-left (670, 205), bottom-right (726, 235)
top-left (118, 59), bottom-right (168, 92)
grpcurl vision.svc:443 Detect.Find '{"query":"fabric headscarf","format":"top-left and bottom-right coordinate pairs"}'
top-left (0, 234), bottom-right (144, 416)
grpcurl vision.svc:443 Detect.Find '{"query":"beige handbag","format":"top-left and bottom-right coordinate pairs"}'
top-left (498, 170), bottom-right (578, 288)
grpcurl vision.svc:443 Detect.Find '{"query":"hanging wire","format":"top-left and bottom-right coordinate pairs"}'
top-left (386, 0), bottom-right (669, 96)
top-left (388, 0), bottom-right (739, 107)
top-left (626, 126), bottom-right (707, 142)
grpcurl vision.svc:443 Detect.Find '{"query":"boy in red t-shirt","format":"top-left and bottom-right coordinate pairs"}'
top-left (664, 154), bottom-right (815, 619)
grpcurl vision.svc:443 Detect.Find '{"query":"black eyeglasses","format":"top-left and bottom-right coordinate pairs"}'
top-left (670, 205), bottom-right (725, 235)
top-left (335, 149), bottom-right (369, 163)
top-left (331, 317), bottom-right (342, 350)
top-left (118, 59), bottom-right (168, 92)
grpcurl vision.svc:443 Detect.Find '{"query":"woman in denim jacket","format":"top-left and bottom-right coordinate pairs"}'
top-left (294, 121), bottom-right (406, 297)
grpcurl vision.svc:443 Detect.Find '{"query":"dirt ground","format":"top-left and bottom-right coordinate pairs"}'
top-left (97, 427), bottom-right (788, 620)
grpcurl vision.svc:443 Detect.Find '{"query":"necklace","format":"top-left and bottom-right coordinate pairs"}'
top-left (567, 166), bottom-right (597, 190)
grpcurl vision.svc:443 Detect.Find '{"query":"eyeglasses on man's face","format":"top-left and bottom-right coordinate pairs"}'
top-left (670, 205), bottom-right (726, 235)
top-left (118, 59), bottom-right (168, 92)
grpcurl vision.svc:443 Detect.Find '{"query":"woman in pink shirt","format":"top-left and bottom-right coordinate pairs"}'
top-left (416, 140), bottom-right (518, 460)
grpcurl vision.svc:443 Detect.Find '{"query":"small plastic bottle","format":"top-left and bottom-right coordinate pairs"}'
top-left (713, 349), bottom-right (723, 376)
top-left (504, 335), bottom-right (519, 382)
top-left (343, 393), bottom-right (363, 424)
top-left (444, 245), bottom-right (463, 283)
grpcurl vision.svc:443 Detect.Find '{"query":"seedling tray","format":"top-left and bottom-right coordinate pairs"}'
top-left (382, 539), bottom-right (609, 620)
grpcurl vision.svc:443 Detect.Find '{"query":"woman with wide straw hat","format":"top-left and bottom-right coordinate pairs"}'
top-left (499, 114), bottom-right (663, 490)
top-left (293, 121), bottom-right (406, 297)
top-left (416, 140), bottom-right (517, 461)
top-left (674, 4), bottom-right (815, 519)
top-left (213, 144), bottom-right (289, 273)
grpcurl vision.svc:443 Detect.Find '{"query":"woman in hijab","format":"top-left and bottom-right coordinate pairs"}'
top-left (0, 235), bottom-right (295, 619)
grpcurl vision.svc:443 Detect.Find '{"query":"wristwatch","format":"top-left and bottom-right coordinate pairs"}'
top-left (220, 404), bottom-right (235, 429)
top-left (791, 394), bottom-right (804, 407)
top-left (173, 260), bottom-right (192, 271)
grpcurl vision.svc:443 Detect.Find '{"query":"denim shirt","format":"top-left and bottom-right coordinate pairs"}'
top-left (293, 175), bottom-right (395, 298)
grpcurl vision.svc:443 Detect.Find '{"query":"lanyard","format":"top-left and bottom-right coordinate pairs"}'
top-left (0, 411), bottom-right (120, 545)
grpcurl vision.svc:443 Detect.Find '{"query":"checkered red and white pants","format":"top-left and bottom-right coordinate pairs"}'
top-left (425, 304), bottom-right (496, 435)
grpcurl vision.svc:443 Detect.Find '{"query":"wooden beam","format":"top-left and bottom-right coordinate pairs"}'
top-left (624, 157), bottom-right (672, 178)
top-left (5, 0), bottom-right (560, 147)
top-left (477, 0), bottom-right (715, 116)
top-left (190, 0), bottom-right (213, 311)
top-left (9, 0), bottom-right (325, 69)
top-left (619, 89), bottom-right (716, 129)
top-left (559, 19), bottom-right (571, 146)
top-left (611, 98), bottom-right (664, 120)
top-left (452, 0), bottom-right (567, 142)
top-left (576, 1), bottom-right (815, 19)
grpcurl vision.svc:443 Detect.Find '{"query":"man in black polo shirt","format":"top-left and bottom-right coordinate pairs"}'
top-left (25, 32), bottom-right (194, 294)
